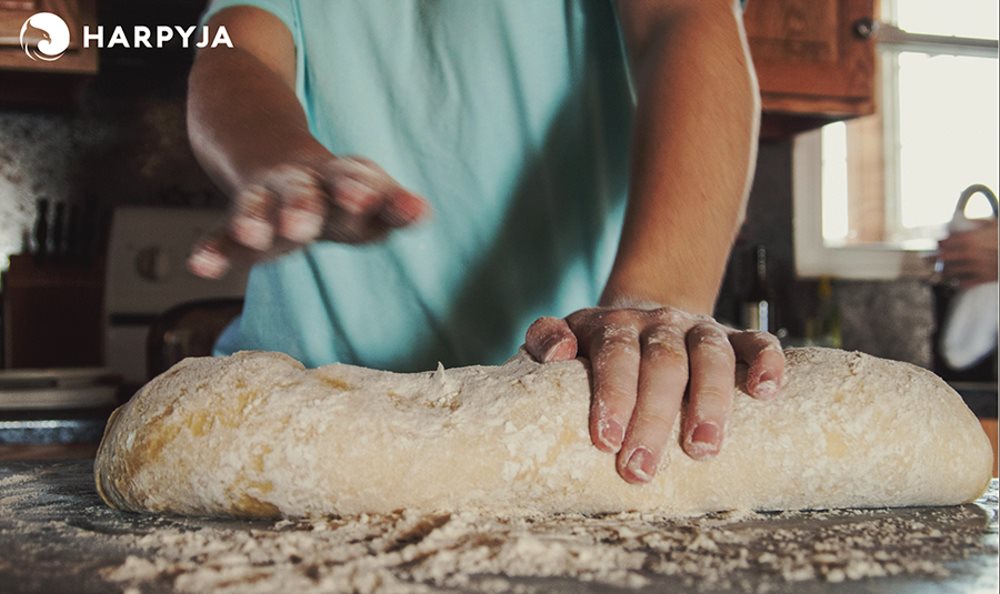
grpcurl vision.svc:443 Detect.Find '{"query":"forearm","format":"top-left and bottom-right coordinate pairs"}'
top-left (603, 4), bottom-right (759, 314)
top-left (187, 47), bottom-right (324, 195)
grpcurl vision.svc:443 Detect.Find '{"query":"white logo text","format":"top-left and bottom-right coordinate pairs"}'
top-left (82, 25), bottom-right (233, 49)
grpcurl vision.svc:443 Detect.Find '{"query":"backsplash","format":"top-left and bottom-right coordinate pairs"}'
top-left (838, 280), bottom-right (934, 367)
top-left (0, 0), bottom-right (225, 266)
top-left (728, 142), bottom-right (937, 369)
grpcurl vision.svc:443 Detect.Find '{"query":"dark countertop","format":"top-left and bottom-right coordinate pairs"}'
top-left (0, 460), bottom-right (997, 594)
top-left (950, 382), bottom-right (999, 419)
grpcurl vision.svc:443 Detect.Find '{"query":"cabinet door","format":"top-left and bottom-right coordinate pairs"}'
top-left (0, 0), bottom-right (96, 74)
top-left (745, 0), bottom-right (876, 118)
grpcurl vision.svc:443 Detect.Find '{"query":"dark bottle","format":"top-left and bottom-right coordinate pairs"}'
top-left (807, 276), bottom-right (842, 348)
top-left (740, 245), bottom-right (774, 332)
top-left (33, 198), bottom-right (50, 265)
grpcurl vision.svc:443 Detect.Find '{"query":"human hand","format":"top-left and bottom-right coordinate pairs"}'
top-left (524, 304), bottom-right (785, 484)
top-left (938, 218), bottom-right (999, 289)
top-left (187, 150), bottom-right (428, 279)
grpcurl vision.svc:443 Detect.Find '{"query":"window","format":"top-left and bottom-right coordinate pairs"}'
top-left (794, 0), bottom-right (998, 278)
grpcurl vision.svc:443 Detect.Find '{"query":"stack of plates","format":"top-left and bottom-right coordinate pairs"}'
top-left (0, 368), bottom-right (119, 410)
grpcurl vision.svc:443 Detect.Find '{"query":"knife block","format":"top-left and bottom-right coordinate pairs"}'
top-left (2, 255), bottom-right (104, 369)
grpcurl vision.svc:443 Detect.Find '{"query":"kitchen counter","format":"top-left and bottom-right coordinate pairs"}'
top-left (0, 409), bottom-right (112, 462)
top-left (0, 460), bottom-right (997, 594)
top-left (951, 382), bottom-right (999, 419)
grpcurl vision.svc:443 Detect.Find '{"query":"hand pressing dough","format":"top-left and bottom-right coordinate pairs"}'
top-left (94, 348), bottom-right (993, 518)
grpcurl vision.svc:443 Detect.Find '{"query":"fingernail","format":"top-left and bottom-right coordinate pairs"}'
top-left (625, 447), bottom-right (656, 482)
top-left (597, 418), bottom-right (624, 451)
top-left (283, 209), bottom-right (324, 242)
top-left (234, 216), bottom-right (274, 250)
top-left (755, 372), bottom-right (778, 399)
top-left (686, 423), bottom-right (721, 459)
top-left (541, 335), bottom-right (570, 362)
top-left (691, 422), bottom-right (720, 446)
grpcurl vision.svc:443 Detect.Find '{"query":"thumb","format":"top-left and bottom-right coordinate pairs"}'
top-left (525, 316), bottom-right (578, 363)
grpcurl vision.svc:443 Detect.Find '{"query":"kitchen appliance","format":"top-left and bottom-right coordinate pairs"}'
top-left (104, 207), bottom-right (249, 387)
top-left (0, 367), bottom-right (119, 453)
top-left (0, 368), bottom-right (117, 410)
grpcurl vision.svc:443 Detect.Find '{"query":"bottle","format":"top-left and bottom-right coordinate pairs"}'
top-left (740, 245), bottom-right (774, 332)
top-left (33, 198), bottom-right (49, 265)
top-left (809, 276), bottom-right (842, 348)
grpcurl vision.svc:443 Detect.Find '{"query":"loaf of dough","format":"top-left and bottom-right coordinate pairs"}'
top-left (94, 348), bottom-right (993, 518)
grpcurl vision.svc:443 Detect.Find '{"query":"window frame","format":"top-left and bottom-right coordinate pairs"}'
top-left (792, 7), bottom-right (999, 279)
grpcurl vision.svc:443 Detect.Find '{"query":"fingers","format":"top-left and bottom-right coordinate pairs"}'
top-left (524, 317), bottom-right (578, 363)
top-left (939, 244), bottom-right (998, 286)
top-left (229, 185), bottom-right (277, 251)
top-left (616, 322), bottom-right (688, 483)
top-left (380, 187), bottom-right (428, 228)
top-left (193, 171), bottom-right (313, 278)
top-left (230, 165), bottom-right (329, 249)
top-left (191, 155), bottom-right (430, 279)
top-left (729, 330), bottom-right (785, 400)
top-left (187, 235), bottom-right (230, 279)
top-left (582, 316), bottom-right (641, 456)
top-left (272, 170), bottom-right (326, 243)
top-left (682, 323), bottom-right (735, 460)
top-left (538, 306), bottom-right (787, 484)
top-left (944, 265), bottom-right (995, 288)
top-left (940, 221), bottom-right (999, 264)
top-left (187, 231), bottom-right (281, 279)
top-left (323, 176), bottom-right (391, 244)
top-left (321, 158), bottom-right (429, 241)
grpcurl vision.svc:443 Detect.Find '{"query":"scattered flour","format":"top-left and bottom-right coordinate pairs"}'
top-left (2, 464), bottom-right (997, 594)
top-left (101, 502), bottom-right (998, 594)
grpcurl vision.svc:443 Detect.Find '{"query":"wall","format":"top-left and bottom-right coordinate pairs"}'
top-left (0, 0), bottom-right (224, 265)
top-left (727, 141), bottom-right (936, 368)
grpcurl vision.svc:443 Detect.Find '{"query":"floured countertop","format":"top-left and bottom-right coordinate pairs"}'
top-left (0, 460), bottom-right (997, 594)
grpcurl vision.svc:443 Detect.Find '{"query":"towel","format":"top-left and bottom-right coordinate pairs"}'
top-left (940, 185), bottom-right (999, 370)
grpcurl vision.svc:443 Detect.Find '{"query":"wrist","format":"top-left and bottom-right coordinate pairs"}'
top-left (600, 278), bottom-right (717, 316)
top-left (236, 136), bottom-right (329, 186)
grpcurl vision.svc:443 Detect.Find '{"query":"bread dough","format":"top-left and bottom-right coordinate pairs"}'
top-left (94, 348), bottom-right (993, 518)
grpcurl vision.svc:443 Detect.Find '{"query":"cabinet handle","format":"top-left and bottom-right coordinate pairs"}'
top-left (853, 18), bottom-right (876, 40)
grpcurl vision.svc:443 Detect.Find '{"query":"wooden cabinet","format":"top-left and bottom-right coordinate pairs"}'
top-left (0, 0), bottom-right (97, 108)
top-left (0, 0), bottom-right (97, 73)
top-left (744, 0), bottom-right (876, 138)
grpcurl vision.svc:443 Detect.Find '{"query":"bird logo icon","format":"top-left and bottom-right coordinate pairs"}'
top-left (20, 12), bottom-right (71, 62)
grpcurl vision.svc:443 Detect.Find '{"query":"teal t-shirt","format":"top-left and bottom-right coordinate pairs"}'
top-left (204, 0), bottom-right (634, 371)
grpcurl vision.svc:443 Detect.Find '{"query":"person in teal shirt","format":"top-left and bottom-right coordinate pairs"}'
top-left (186, 0), bottom-right (784, 484)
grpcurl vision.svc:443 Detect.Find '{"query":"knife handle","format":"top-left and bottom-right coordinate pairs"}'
top-left (34, 198), bottom-right (49, 265)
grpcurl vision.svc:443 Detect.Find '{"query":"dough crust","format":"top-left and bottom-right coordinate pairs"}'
top-left (94, 348), bottom-right (993, 518)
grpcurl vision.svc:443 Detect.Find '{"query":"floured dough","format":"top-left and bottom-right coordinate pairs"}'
top-left (94, 347), bottom-right (993, 518)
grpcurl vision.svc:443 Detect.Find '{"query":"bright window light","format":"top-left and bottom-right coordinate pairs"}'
top-left (896, 0), bottom-right (999, 39)
top-left (821, 122), bottom-right (850, 244)
top-left (897, 52), bottom-right (999, 228)
top-left (818, 0), bottom-right (998, 247)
